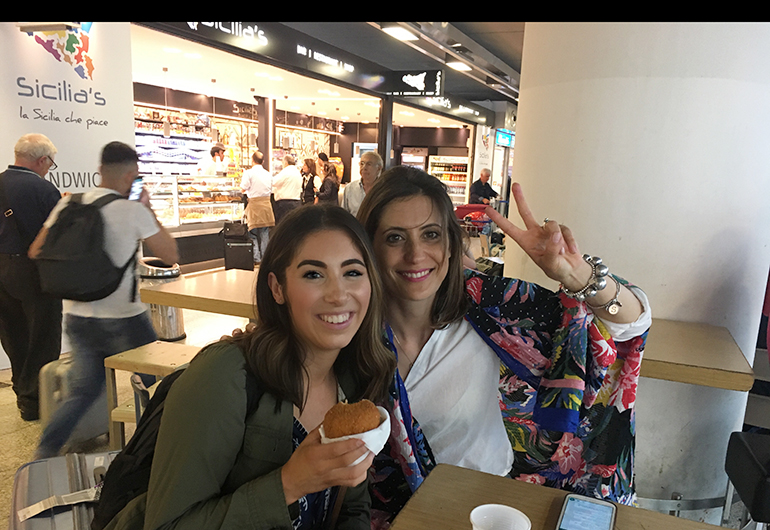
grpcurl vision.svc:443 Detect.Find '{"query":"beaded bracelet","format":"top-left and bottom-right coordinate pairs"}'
top-left (559, 254), bottom-right (610, 302)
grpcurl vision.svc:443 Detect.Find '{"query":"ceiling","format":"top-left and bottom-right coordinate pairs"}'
top-left (130, 23), bottom-right (525, 129)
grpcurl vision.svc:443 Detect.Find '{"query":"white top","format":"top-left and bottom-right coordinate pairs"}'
top-left (240, 165), bottom-right (272, 198)
top-left (272, 165), bottom-right (303, 201)
top-left (196, 156), bottom-right (229, 176)
top-left (44, 188), bottom-right (160, 318)
top-left (341, 179), bottom-right (366, 217)
top-left (405, 319), bottom-right (514, 476)
top-left (404, 286), bottom-right (652, 477)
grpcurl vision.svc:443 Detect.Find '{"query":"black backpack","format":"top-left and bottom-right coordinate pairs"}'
top-left (90, 360), bottom-right (263, 530)
top-left (34, 193), bottom-right (137, 301)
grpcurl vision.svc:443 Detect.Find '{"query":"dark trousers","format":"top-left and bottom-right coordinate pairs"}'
top-left (0, 254), bottom-right (62, 414)
top-left (272, 199), bottom-right (301, 225)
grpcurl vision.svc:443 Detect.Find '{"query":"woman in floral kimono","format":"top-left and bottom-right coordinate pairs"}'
top-left (356, 166), bottom-right (651, 527)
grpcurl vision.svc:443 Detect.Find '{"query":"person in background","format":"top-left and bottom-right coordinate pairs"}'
top-left (316, 152), bottom-right (329, 177)
top-left (342, 152), bottom-right (383, 218)
top-left (271, 155), bottom-right (303, 224)
top-left (240, 151), bottom-right (274, 263)
top-left (301, 158), bottom-right (322, 206)
top-left (469, 168), bottom-right (498, 204)
top-left (197, 143), bottom-right (227, 176)
top-left (315, 162), bottom-right (340, 205)
top-left (101, 205), bottom-right (395, 530)
top-left (0, 133), bottom-right (62, 421)
top-left (30, 141), bottom-right (179, 459)
top-left (356, 167), bottom-right (651, 524)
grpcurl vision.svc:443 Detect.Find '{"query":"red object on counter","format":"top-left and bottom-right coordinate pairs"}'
top-left (454, 204), bottom-right (487, 220)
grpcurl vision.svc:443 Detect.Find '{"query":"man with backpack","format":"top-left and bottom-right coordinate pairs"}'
top-left (0, 133), bottom-right (63, 421)
top-left (29, 141), bottom-right (178, 459)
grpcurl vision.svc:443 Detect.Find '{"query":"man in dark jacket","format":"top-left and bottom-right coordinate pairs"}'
top-left (0, 133), bottom-right (62, 421)
top-left (469, 168), bottom-right (498, 204)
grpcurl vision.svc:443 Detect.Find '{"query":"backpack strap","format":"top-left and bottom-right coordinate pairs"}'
top-left (0, 174), bottom-right (32, 250)
top-left (90, 192), bottom-right (124, 209)
top-left (89, 193), bottom-right (138, 302)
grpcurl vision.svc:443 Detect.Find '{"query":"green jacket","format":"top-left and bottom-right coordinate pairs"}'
top-left (104, 341), bottom-right (370, 530)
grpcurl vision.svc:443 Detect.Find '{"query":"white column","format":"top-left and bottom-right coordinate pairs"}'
top-left (505, 22), bottom-right (770, 524)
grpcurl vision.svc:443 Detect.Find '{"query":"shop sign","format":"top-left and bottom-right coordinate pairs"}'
top-left (142, 23), bottom-right (493, 126)
top-left (383, 70), bottom-right (443, 97)
top-left (408, 95), bottom-right (494, 127)
top-left (495, 129), bottom-right (514, 147)
top-left (0, 22), bottom-right (136, 193)
top-left (145, 22), bottom-right (384, 93)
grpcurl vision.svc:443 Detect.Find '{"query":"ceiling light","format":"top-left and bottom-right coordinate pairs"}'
top-left (381, 25), bottom-right (418, 42)
top-left (341, 116), bottom-right (350, 120)
top-left (318, 89), bottom-right (340, 97)
top-left (365, 101), bottom-right (380, 108)
top-left (184, 53), bottom-right (202, 59)
top-left (318, 111), bottom-right (327, 116)
top-left (163, 47), bottom-right (181, 54)
top-left (428, 118), bottom-right (441, 124)
top-left (400, 111), bottom-right (415, 117)
top-left (446, 60), bottom-right (472, 72)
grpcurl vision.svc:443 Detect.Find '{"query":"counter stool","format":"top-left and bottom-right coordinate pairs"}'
top-left (724, 431), bottom-right (770, 529)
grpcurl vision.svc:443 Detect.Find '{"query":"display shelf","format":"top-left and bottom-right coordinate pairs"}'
top-left (143, 175), bottom-right (243, 228)
top-left (429, 155), bottom-right (469, 206)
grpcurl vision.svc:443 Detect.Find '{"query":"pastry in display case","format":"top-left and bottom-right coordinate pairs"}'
top-left (144, 175), bottom-right (244, 228)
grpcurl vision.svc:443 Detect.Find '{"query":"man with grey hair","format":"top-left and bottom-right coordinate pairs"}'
top-left (271, 154), bottom-right (302, 224)
top-left (469, 167), bottom-right (498, 205)
top-left (342, 151), bottom-right (383, 217)
top-left (0, 133), bottom-right (63, 421)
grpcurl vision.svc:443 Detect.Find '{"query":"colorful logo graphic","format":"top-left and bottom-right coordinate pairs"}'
top-left (26, 22), bottom-right (94, 80)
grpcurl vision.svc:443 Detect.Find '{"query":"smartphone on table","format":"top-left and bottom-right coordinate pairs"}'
top-left (129, 177), bottom-right (144, 201)
top-left (555, 493), bottom-right (617, 530)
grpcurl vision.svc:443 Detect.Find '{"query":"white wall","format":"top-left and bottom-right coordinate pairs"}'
top-left (505, 22), bottom-right (770, 523)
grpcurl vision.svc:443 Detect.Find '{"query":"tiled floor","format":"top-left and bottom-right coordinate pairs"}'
top-left (1, 308), bottom-right (248, 527)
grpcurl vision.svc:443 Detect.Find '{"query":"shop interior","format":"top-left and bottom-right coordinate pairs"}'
top-left (129, 24), bottom-right (477, 269)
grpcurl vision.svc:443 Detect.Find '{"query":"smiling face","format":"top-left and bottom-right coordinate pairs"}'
top-left (373, 195), bottom-right (450, 305)
top-left (268, 229), bottom-right (372, 358)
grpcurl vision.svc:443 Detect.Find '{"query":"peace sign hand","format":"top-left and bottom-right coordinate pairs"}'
top-left (483, 183), bottom-right (592, 292)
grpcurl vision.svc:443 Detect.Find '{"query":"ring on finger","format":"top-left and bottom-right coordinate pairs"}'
top-left (543, 217), bottom-right (556, 227)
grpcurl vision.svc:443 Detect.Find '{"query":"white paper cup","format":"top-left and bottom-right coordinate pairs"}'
top-left (319, 406), bottom-right (390, 465)
top-left (470, 504), bottom-right (531, 530)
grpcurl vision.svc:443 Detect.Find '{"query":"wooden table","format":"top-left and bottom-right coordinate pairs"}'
top-left (391, 464), bottom-right (723, 530)
top-left (104, 340), bottom-right (201, 449)
top-left (140, 268), bottom-right (257, 320)
top-left (643, 318), bottom-right (754, 391)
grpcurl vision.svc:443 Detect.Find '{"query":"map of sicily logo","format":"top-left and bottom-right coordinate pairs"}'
top-left (25, 22), bottom-right (95, 80)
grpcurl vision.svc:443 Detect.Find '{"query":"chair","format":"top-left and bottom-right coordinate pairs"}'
top-left (724, 431), bottom-right (770, 529)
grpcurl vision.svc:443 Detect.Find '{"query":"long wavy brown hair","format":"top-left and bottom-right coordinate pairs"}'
top-left (230, 205), bottom-right (395, 410)
top-left (357, 165), bottom-right (470, 328)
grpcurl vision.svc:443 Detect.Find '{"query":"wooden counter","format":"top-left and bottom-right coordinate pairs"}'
top-left (140, 268), bottom-right (257, 320)
top-left (643, 319), bottom-right (754, 391)
top-left (391, 464), bottom-right (723, 530)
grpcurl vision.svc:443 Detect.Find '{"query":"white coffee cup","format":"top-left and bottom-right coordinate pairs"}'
top-left (470, 504), bottom-right (532, 530)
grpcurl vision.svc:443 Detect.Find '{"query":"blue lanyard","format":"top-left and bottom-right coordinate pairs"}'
top-left (384, 323), bottom-right (427, 476)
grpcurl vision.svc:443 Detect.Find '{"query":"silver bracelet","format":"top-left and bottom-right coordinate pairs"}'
top-left (559, 254), bottom-right (610, 301)
top-left (585, 275), bottom-right (623, 315)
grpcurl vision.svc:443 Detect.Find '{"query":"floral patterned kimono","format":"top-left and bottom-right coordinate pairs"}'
top-left (369, 270), bottom-right (649, 528)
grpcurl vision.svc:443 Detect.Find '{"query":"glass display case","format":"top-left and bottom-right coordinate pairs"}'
top-left (428, 155), bottom-right (470, 206)
top-left (145, 175), bottom-right (244, 228)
